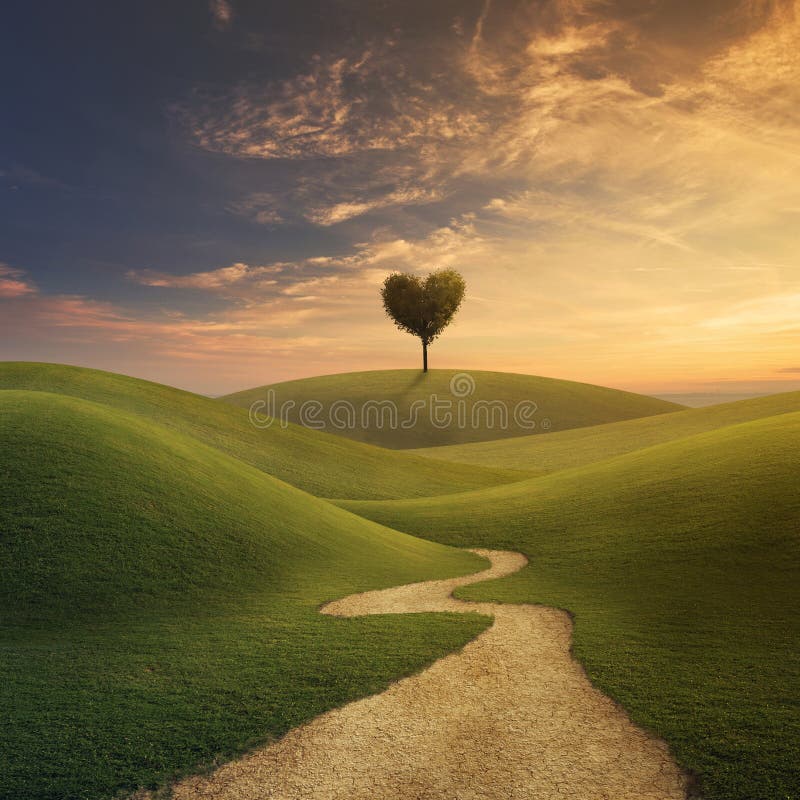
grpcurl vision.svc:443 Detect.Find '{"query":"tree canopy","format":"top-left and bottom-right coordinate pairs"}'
top-left (381, 269), bottom-right (466, 371)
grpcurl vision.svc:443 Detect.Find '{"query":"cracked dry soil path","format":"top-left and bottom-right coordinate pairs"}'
top-left (168, 549), bottom-right (689, 800)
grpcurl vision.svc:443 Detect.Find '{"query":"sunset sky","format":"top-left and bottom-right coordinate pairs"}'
top-left (1, 0), bottom-right (799, 395)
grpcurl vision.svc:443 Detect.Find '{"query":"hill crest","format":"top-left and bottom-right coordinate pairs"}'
top-left (223, 369), bottom-right (683, 449)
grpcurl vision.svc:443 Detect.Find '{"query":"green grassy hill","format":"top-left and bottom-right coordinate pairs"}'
top-left (4, 362), bottom-right (795, 800)
top-left (222, 369), bottom-right (683, 449)
top-left (0, 389), bottom-right (488, 800)
top-left (0, 363), bottom-right (524, 499)
top-left (338, 414), bottom-right (800, 800)
top-left (410, 390), bottom-right (800, 473)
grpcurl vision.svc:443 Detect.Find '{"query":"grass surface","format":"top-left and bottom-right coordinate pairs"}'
top-left (223, 369), bottom-right (682, 448)
top-left (0, 363), bottom-right (524, 500)
top-left (0, 390), bottom-right (489, 799)
top-left (4, 362), bottom-right (795, 799)
top-left (339, 415), bottom-right (800, 800)
top-left (409, 390), bottom-right (800, 473)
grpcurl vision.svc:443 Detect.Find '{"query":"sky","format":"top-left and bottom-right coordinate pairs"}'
top-left (1, 0), bottom-right (799, 396)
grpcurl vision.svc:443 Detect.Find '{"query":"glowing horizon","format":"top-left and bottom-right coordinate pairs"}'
top-left (1, 1), bottom-right (799, 397)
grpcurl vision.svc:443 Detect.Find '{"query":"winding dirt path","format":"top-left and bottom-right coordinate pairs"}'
top-left (169, 549), bottom-right (688, 799)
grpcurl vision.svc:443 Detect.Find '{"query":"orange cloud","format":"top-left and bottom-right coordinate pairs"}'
top-left (129, 262), bottom-right (273, 290)
top-left (0, 264), bottom-right (37, 298)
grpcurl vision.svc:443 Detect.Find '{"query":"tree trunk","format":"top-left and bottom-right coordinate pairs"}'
top-left (422, 339), bottom-right (428, 372)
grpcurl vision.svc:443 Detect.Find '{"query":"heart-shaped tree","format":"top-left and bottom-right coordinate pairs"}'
top-left (381, 269), bottom-right (466, 372)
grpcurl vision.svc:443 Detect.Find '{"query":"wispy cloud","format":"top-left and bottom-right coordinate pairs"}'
top-left (176, 44), bottom-right (484, 160)
top-left (0, 163), bottom-right (65, 190)
top-left (128, 214), bottom-right (484, 299)
top-left (129, 262), bottom-right (278, 291)
top-left (178, 0), bottom-right (800, 238)
top-left (303, 185), bottom-right (445, 226)
top-left (209, 0), bottom-right (233, 30)
top-left (0, 264), bottom-right (37, 298)
top-left (701, 292), bottom-right (800, 333)
top-left (226, 193), bottom-right (285, 226)
top-left (227, 183), bottom-right (445, 227)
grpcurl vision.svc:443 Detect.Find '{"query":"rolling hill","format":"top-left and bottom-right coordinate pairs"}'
top-left (4, 362), bottom-right (795, 800)
top-left (0, 389), bottom-right (488, 800)
top-left (0, 363), bottom-right (524, 500)
top-left (408, 389), bottom-right (800, 473)
top-left (337, 413), bottom-right (800, 800)
top-left (222, 369), bottom-right (683, 449)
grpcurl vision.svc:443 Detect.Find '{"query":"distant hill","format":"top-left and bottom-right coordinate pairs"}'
top-left (222, 369), bottom-right (683, 449)
top-left (655, 391), bottom-right (770, 407)
top-left (409, 389), bottom-right (800, 472)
